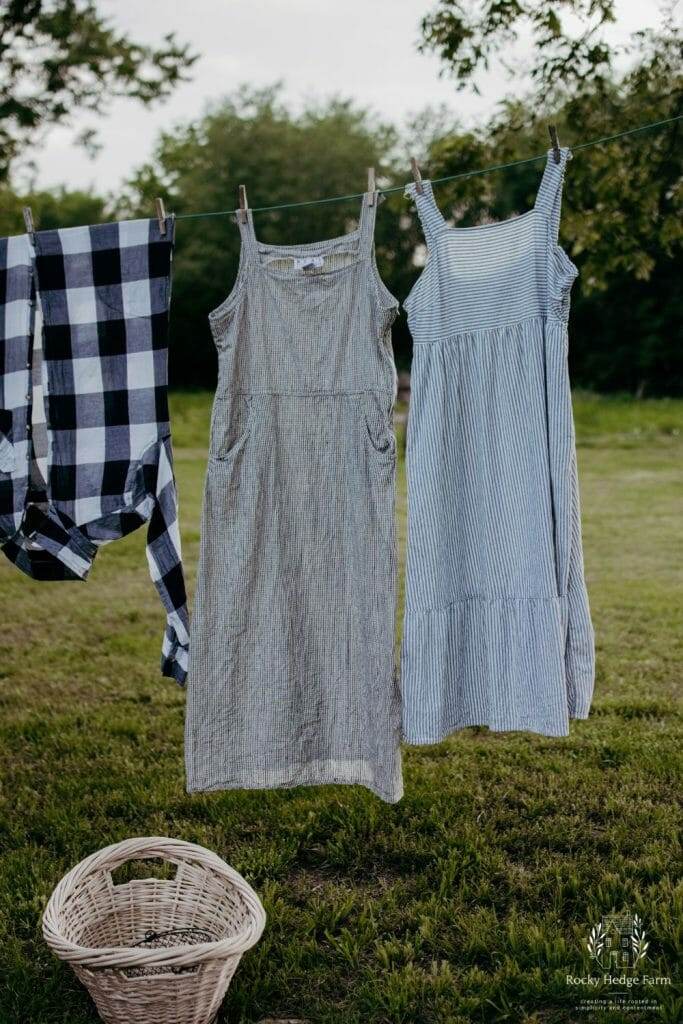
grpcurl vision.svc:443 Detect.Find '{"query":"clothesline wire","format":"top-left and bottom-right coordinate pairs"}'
top-left (174, 113), bottom-right (682, 220)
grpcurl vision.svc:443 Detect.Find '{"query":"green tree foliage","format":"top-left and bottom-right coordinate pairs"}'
top-left (0, 183), bottom-right (106, 237)
top-left (417, 3), bottom-right (682, 394)
top-left (119, 86), bottom-right (417, 386)
top-left (0, 0), bottom-right (196, 181)
top-left (0, 10), bottom-right (679, 394)
top-left (420, 0), bottom-right (619, 97)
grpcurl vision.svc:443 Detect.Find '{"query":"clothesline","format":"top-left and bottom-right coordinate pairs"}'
top-left (174, 113), bottom-right (682, 220)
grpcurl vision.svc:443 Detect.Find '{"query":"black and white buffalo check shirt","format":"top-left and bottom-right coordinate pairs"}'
top-left (0, 217), bottom-right (188, 683)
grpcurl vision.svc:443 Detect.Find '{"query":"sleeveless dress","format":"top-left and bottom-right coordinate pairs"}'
top-left (402, 148), bottom-right (595, 742)
top-left (186, 194), bottom-right (403, 803)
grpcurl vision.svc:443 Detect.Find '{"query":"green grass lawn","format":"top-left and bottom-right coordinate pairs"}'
top-left (0, 392), bottom-right (681, 1024)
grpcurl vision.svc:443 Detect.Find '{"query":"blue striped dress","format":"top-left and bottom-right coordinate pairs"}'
top-left (401, 148), bottom-right (595, 742)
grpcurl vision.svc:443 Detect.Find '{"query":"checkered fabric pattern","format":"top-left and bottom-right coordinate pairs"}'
top-left (0, 234), bottom-right (32, 540)
top-left (0, 218), bottom-right (188, 683)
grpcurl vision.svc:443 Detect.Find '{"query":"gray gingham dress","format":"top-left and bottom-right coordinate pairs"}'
top-left (401, 149), bottom-right (595, 742)
top-left (186, 194), bottom-right (403, 803)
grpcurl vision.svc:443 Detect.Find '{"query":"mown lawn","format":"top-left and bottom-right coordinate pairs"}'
top-left (0, 392), bottom-right (681, 1024)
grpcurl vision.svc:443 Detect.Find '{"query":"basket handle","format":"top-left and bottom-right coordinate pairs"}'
top-left (72, 837), bottom-right (230, 876)
top-left (107, 856), bottom-right (186, 890)
top-left (43, 837), bottom-right (267, 969)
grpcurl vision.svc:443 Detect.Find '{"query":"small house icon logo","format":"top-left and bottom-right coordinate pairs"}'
top-left (587, 912), bottom-right (649, 971)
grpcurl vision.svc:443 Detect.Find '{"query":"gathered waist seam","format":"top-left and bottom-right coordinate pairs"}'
top-left (410, 312), bottom-right (569, 346)
top-left (224, 388), bottom-right (396, 398)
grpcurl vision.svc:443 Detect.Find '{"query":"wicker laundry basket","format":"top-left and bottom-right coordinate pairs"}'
top-left (42, 836), bottom-right (266, 1024)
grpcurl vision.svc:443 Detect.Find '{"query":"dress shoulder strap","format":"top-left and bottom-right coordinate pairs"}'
top-left (404, 180), bottom-right (447, 247)
top-left (234, 208), bottom-right (259, 258)
top-left (358, 191), bottom-right (380, 253)
top-left (534, 147), bottom-right (572, 241)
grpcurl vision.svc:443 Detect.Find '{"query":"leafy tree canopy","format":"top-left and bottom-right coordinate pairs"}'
top-left (0, 182), bottom-right (105, 236)
top-left (0, 9), bottom-right (680, 395)
top-left (0, 0), bottom-right (196, 181)
top-left (417, 21), bottom-right (681, 290)
top-left (422, 0), bottom-right (624, 98)
top-left (415, 4), bottom-right (682, 392)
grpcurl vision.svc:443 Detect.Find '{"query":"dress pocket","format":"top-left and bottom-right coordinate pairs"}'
top-left (362, 395), bottom-right (396, 462)
top-left (0, 410), bottom-right (15, 474)
top-left (551, 244), bottom-right (579, 322)
top-left (209, 395), bottom-right (256, 462)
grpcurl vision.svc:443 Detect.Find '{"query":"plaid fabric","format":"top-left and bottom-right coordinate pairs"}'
top-left (0, 235), bottom-right (32, 540)
top-left (0, 218), bottom-right (188, 683)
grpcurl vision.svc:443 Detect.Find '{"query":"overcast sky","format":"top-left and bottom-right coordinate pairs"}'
top-left (28, 0), bottom-right (663, 194)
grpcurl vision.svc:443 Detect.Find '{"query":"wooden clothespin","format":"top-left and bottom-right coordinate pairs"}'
top-left (548, 125), bottom-right (561, 164)
top-left (410, 156), bottom-right (424, 195)
top-left (155, 197), bottom-right (167, 236)
top-left (238, 185), bottom-right (248, 224)
top-left (23, 206), bottom-right (35, 240)
top-left (367, 167), bottom-right (376, 206)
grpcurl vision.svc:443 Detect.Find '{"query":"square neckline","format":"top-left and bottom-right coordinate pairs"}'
top-left (438, 206), bottom-right (537, 235)
top-left (243, 200), bottom-right (372, 280)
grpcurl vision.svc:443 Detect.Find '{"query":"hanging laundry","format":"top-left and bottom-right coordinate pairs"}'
top-left (186, 193), bottom-right (403, 803)
top-left (401, 148), bottom-right (595, 741)
top-left (0, 220), bottom-right (188, 683)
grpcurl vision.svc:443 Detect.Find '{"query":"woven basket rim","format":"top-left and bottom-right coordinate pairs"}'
top-left (42, 836), bottom-right (266, 969)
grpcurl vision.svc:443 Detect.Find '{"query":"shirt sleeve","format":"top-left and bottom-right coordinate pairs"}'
top-left (144, 435), bottom-right (190, 684)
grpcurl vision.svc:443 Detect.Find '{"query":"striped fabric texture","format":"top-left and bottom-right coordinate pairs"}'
top-left (401, 148), bottom-right (595, 742)
top-left (186, 195), bottom-right (404, 803)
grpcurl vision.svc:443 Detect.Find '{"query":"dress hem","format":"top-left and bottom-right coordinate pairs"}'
top-left (402, 716), bottom-right (587, 746)
top-left (186, 767), bottom-right (403, 806)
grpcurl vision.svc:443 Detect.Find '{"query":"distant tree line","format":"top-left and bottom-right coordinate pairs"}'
top-left (0, 2), bottom-right (680, 395)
